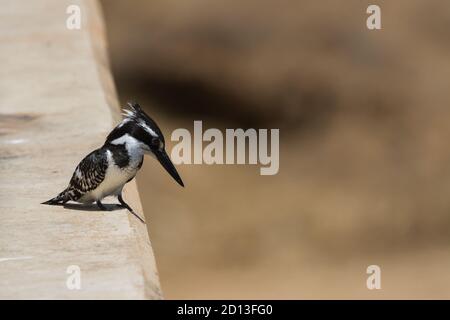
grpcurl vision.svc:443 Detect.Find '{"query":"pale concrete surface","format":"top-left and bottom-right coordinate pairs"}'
top-left (0, 0), bottom-right (162, 299)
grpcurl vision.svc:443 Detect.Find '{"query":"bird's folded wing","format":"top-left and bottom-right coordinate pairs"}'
top-left (68, 148), bottom-right (109, 193)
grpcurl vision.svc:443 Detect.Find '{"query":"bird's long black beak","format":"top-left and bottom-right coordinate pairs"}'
top-left (155, 149), bottom-right (184, 187)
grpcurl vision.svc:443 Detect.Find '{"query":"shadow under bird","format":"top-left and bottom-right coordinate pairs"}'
top-left (42, 102), bottom-right (184, 223)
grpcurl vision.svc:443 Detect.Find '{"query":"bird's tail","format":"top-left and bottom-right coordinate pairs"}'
top-left (41, 189), bottom-right (70, 205)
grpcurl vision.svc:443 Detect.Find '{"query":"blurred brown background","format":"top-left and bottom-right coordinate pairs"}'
top-left (101, 0), bottom-right (450, 298)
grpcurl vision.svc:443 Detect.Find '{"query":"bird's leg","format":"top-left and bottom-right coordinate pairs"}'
top-left (96, 200), bottom-right (108, 211)
top-left (118, 193), bottom-right (145, 224)
top-left (118, 193), bottom-right (133, 211)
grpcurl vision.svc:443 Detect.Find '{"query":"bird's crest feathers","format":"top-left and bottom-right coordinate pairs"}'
top-left (117, 101), bottom-right (163, 141)
top-left (121, 102), bottom-right (144, 121)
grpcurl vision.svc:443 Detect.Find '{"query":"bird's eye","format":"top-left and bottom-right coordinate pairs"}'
top-left (151, 138), bottom-right (160, 147)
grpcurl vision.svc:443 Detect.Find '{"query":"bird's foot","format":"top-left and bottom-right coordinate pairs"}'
top-left (96, 200), bottom-right (110, 211)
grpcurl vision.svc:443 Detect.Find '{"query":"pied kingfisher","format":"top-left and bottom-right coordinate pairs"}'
top-left (42, 102), bottom-right (184, 223)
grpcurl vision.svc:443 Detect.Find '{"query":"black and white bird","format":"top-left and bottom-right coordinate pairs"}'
top-left (42, 102), bottom-right (184, 223)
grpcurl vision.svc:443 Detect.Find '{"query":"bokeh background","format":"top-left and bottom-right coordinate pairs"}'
top-left (101, 0), bottom-right (450, 298)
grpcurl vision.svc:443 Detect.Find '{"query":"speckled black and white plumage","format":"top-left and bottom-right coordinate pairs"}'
top-left (42, 102), bottom-right (184, 221)
top-left (62, 148), bottom-right (109, 202)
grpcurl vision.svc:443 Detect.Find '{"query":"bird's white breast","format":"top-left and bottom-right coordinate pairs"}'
top-left (79, 138), bottom-right (144, 203)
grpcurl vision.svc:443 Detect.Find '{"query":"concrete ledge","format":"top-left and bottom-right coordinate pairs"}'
top-left (0, 0), bottom-right (162, 299)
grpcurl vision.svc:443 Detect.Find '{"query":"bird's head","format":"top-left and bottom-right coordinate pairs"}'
top-left (106, 102), bottom-right (184, 187)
